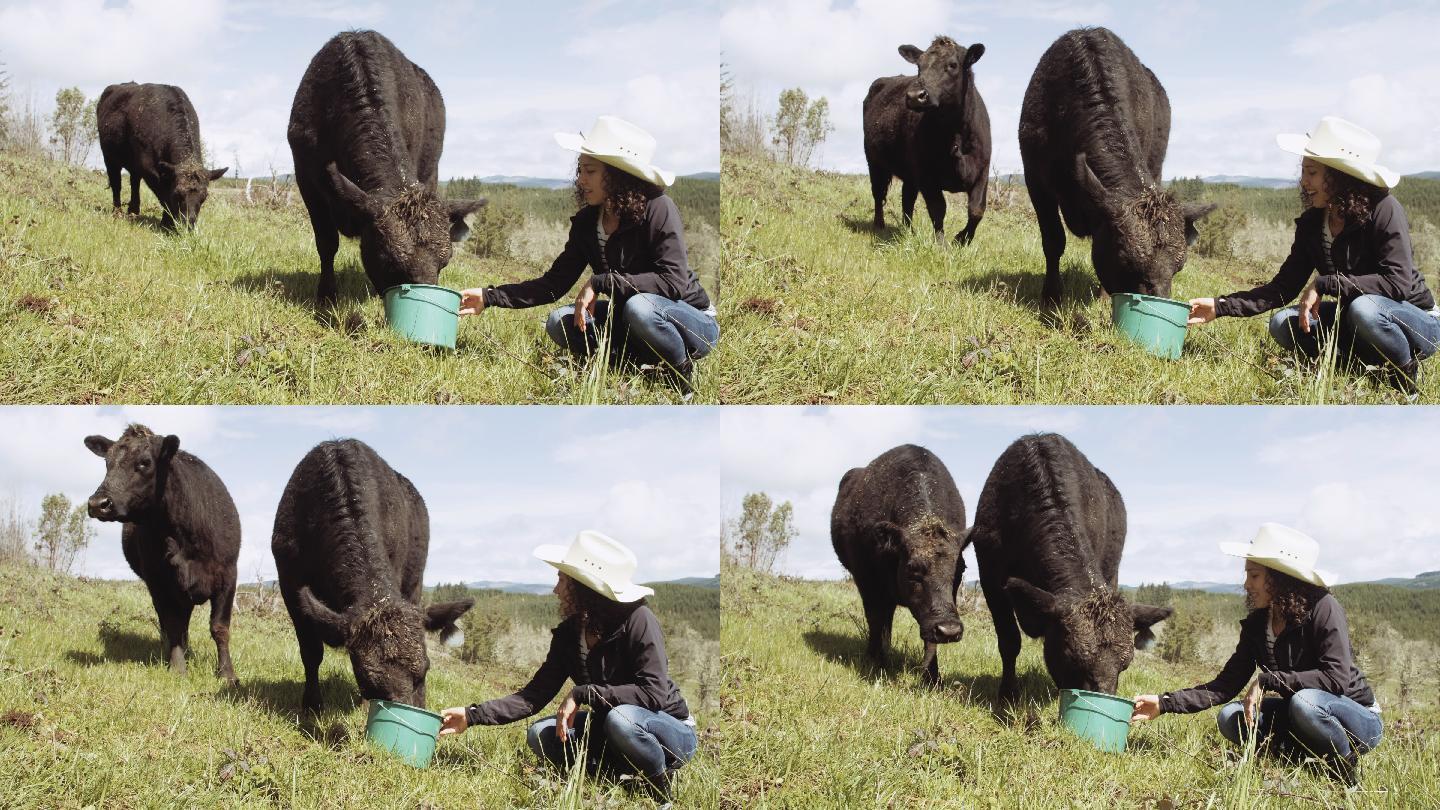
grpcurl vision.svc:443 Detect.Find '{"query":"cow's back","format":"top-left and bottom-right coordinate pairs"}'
top-left (166, 450), bottom-right (242, 566)
top-left (98, 83), bottom-right (202, 166)
top-left (831, 444), bottom-right (964, 572)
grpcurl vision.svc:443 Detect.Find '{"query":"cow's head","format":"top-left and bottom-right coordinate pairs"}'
top-left (899, 36), bottom-right (984, 113)
top-left (84, 424), bottom-right (179, 522)
top-left (296, 587), bottom-right (474, 707)
top-left (156, 160), bottom-right (227, 228)
top-left (1005, 578), bottom-right (1172, 695)
top-left (877, 515), bottom-right (965, 645)
top-left (1077, 154), bottom-right (1216, 298)
top-left (326, 164), bottom-right (486, 294)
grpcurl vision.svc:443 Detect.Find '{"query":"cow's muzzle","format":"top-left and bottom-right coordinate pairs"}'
top-left (87, 494), bottom-right (117, 520)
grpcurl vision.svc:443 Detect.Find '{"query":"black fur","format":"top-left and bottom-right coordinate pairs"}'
top-left (831, 444), bottom-right (967, 684)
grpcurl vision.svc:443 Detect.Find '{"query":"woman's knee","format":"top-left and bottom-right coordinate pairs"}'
top-left (1286, 689), bottom-right (1330, 728)
top-left (1268, 310), bottom-right (1299, 348)
top-left (1343, 295), bottom-right (1388, 339)
top-left (526, 718), bottom-right (555, 757)
top-left (1216, 702), bottom-right (1245, 744)
top-left (603, 704), bottom-right (650, 741)
top-left (621, 294), bottom-right (666, 328)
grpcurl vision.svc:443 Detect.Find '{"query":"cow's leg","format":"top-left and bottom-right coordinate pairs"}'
top-left (858, 587), bottom-right (894, 670)
top-left (920, 640), bottom-right (940, 686)
top-left (102, 152), bottom-right (122, 211)
top-left (979, 570), bottom-right (1022, 703)
top-left (900, 182), bottom-right (919, 229)
top-left (307, 212), bottom-right (340, 308)
top-left (957, 177), bottom-right (987, 245)
top-left (210, 576), bottom-right (238, 685)
top-left (157, 597), bottom-right (194, 676)
top-left (919, 185), bottom-right (947, 242)
top-left (1029, 184), bottom-right (1066, 309)
top-left (296, 621), bottom-right (326, 713)
top-left (869, 168), bottom-right (892, 230)
top-left (128, 173), bottom-right (142, 216)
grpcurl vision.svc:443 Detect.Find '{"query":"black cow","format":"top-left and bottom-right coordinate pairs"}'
top-left (969, 433), bottom-right (1171, 702)
top-left (864, 36), bottom-right (991, 245)
top-left (1018, 27), bottom-right (1213, 307)
top-left (287, 30), bottom-right (485, 306)
top-left (272, 439), bottom-right (473, 712)
top-left (831, 444), bottom-right (967, 684)
top-left (84, 424), bottom-right (239, 683)
top-left (96, 82), bottom-right (228, 228)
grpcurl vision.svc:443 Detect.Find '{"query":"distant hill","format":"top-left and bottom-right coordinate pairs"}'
top-left (458, 574), bottom-right (719, 594)
top-left (478, 175), bottom-right (571, 189)
top-left (1164, 581), bottom-right (1246, 594)
top-left (1162, 571), bottom-right (1440, 592)
top-left (1199, 175), bottom-right (1293, 189)
top-left (1409, 171), bottom-right (1440, 181)
top-left (684, 171), bottom-right (720, 182)
top-left (661, 575), bottom-right (720, 589)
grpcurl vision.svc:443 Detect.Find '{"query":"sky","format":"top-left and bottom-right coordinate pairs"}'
top-left (719, 405), bottom-right (1440, 587)
top-left (721, 0), bottom-right (1440, 178)
top-left (0, 406), bottom-right (720, 585)
top-left (0, 0), bottom-right (719, 179)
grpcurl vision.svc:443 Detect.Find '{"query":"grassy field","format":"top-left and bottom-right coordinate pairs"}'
top-left (0, 562), bottom-right (719, 808)
top-left (0, 152), bottom-right (719, 405)
top-left (719, 153), bottom-right (1440, 404)
top-left (717, 563), bottom-right (1440, 808)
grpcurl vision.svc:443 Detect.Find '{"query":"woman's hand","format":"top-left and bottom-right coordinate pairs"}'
top-left (1187, 298), bottom-right (1216, 326)
top-left (555, 691), bottom-right (580, 742)
top-left (458, 289), bottom-right (486, 316)
top-left (1297, 282), bottom-right (1320, 334)
top-left (573, 281), bottom-right (597, 333)
top-left (439, 706), bottom-right (469, 736)
top-left (1242, 679), bottom-right (1264, 730)
top-left (1131, 694), bottom-right (1162, 724)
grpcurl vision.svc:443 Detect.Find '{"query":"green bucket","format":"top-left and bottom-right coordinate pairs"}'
top-left (1111, 292), bottom-right (1189, 360)
top-left (365, 699), bottom-right (442, 768)
top-left (383, 284), bottom-right (461, 349)
top-left (1059, 689), bottom-right (1133, 753)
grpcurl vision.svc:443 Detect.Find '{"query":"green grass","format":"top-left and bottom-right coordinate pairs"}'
top-left (718, 153), bottom-right (1438, 404)
top-left (717, 563), bottom-right (1440, 808)
top-left (0, 562), bottom-right (718, 808)
top-left (0, 152), bottom-right (719, 404)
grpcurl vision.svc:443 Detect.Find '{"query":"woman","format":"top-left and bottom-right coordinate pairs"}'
top-left (1187, 117), bottom-right (1438, 394)
top-left (439, 531), bottom-right (697, 805)
top-left (458, 116), bottom-right (718, 395)
top-left (1131, 524), bottom-right (1381, 785)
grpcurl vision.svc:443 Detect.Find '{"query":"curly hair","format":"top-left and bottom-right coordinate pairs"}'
top-left (556, 572), bottom-right (646, 635)
top-left (1302, 162), bottom-right (1388, 224)
top-left (1263, 566), bottom-right (1330, 628)
top-left (573, 159), bottom-right (661, 226)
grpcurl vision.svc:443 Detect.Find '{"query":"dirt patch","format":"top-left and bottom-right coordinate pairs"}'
top-left (2, 709), bottom-right (38, 729)
top-left (15, 294), bottom-right (55, 314)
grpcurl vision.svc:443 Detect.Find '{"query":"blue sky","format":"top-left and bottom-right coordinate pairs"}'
top-left (0, 0), bottom-right (719, 178)
top-left (0, 406), bottom-right (720, 585)
top-left (722, 0), bottom-right (1440, 178)
top-left (720, 406), bottom-right (1440, 586)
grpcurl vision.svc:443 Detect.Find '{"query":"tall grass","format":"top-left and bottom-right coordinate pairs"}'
top-left (0, 152), bottom-right (719, 404)
top-left (717, 563), bottom-right (1440, 807)
top-left (0, 562), bottom-right (719, 808)
top-left (718, 153), bottom-right (1436, 404)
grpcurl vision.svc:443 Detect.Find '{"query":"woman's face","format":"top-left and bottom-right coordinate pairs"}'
top-left (577, 155), bottom-right (609, 207)
top-left (1243, 561), bottom-right (1274, 610)
top-left (1299, 158), bottom-right (1331, 210)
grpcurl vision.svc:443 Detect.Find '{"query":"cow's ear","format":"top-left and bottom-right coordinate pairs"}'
top-left (446, 198), bottom-right (487, 243)
top-left (157, 160), bottom-right (175, 179)
top-left (1005, 578), bottom-right (1059, 620)
top-left (898, 44), bottom-right (922, 65)
top-left (1182, 202), bottom-right (1218, 247)
top-left (159, 434), bottom-right (180, 462)
top-left (1076, 153), bottom-right (1107, 202)
top-left (425, 598), bottom-right (476, 643)
top-left (297, 586), bottom-right (350, 645)
top-left (964, 43), bottom-right (985, 67)
top-left (1132, 603), bottom-right (1173, 650)
top-left (208, 166), bottom-right (229, 182)
top-left (326, 163), bottom-right (382, 220)
top-left (84, 435), bottom-right (114, 457)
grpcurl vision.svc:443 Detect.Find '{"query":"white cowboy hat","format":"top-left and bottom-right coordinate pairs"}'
top-left (533, 530), bottom-right (655, 603)
top-left (555, 115), bottom-right (675, 188)
top-left (1276, 116), bottom-right (1401, 189)
top-left (1219, 523), bottom-right (1335, 588)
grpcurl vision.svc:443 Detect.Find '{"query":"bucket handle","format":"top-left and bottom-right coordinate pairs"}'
top-left (1133, 300), bottom-right (1190, 330)
top-left (375, 703), bottom-right (439, 738)
top-left (1070, 694), bottom-right (1133, 723)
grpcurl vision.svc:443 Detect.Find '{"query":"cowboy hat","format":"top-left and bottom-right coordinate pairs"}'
top-left (1276, 116), bottom-right (1401, 189)
top-left (533, 530), bottom-right (655, 603)
top-left (555, 115), bottom-right (675, 188)
top-left (1219, 523), bottom-right (1335, 588)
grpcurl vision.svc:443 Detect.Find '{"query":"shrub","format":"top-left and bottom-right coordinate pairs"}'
top-left (1193, 205), bottom-right (1249, 259)
top-left (466, 205), bottom-right (523, 259)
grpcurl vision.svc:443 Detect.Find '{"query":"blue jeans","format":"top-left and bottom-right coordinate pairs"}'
top-left (545, 293), bottom-right (720, 369)
top-left (526, 705), bottom-right (698, 778)
top-left (1269, 295), bottom-right (1440, 367)
top-left (1216, 690), bottom-right (1383, 759)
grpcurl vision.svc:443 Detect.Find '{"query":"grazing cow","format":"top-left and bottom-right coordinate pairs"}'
top-left (970, 433), bottom-right (1172, 702)
top-left (863, 36), bottom-right (991, 245)
top-left (831, 444), bottom-right (967, 684)
top-left (84, 424), bottom-right (239, 683)
top-left (96, 82), bottom-right (228, 228)
top-left (272, 439), bottom-right (473, 712)
top-left (1018, 27), bottom-right (1214, 307)
top-left (287, 30), bottom-right (485, 306)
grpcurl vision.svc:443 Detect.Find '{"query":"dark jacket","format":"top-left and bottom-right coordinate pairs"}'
top-left (465, 605), bottom-right (690, 726)
top-left (1160, 593), bottom-right (1375, 714)
top-left (480, 193), bottom-right (711, 312)
top-left (1216, 195), bottom-right (1434, 317)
